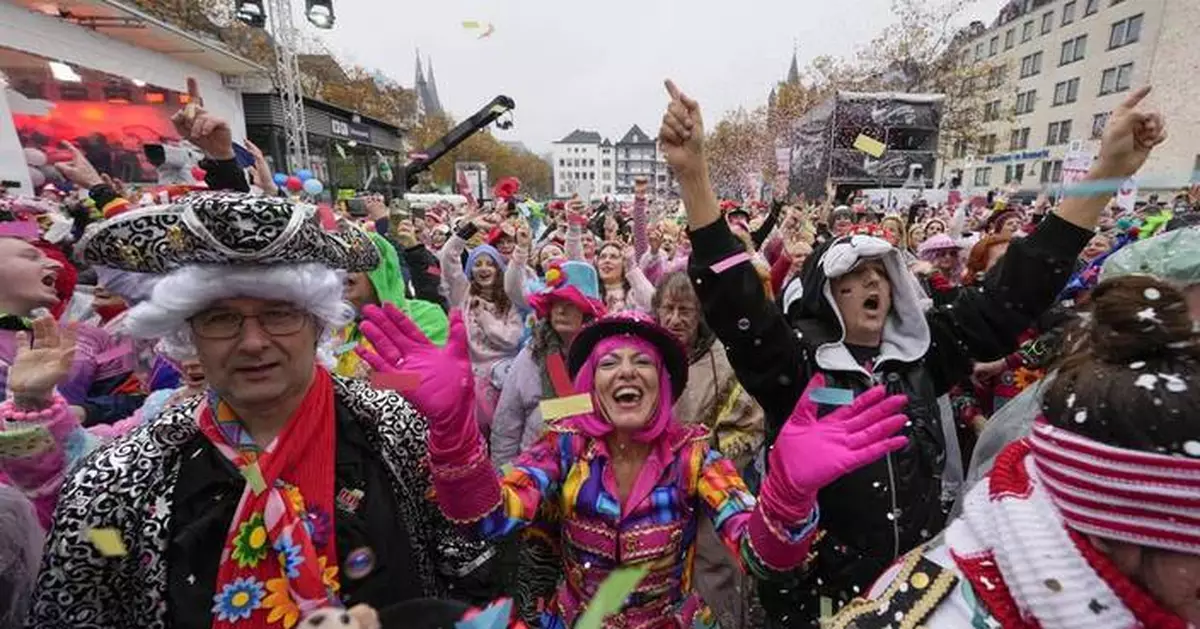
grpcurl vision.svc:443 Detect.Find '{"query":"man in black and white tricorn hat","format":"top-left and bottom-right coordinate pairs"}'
top-left (17, 180), bottom-right (496, 628)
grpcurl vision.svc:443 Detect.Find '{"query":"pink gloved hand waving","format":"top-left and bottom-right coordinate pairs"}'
top-left (356, 303), bottom-right (477, 460)
top-left (760, 375), bottom-right (909, 523)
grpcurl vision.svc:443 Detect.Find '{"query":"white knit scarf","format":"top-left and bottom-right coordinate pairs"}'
top-left (945, 446), bottom-right (1136, 629)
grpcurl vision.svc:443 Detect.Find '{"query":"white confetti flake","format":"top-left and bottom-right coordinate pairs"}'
top-left (1144, 288), bottom-right (1161, 301)
top-left (1074, 409), bottom-right (1087, 424)
top-left (1066, 392), bottom-right (1076, 408)
top-left (1161, 374), bottom-right (1187, 393)
top-left (1136, 307), bottom-right (1161, 324)
top-left (1134, 374), bottom-right (1158, 391)
top-left (1183, 441), bottom-right (1200, 457)
top-left (1129, 361), bottom-right (1146, 369)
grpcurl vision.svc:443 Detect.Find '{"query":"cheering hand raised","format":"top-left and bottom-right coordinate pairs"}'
top-left (658, 80), bottom-right (705, 180)
top-left (760, 375), bottom-right (908, 522)
top-left (9, 317), bottom-right (77, 409)
top-left (356, 304), bottom-right (477, 458)
top-left (1094, 86), bottom-right (1167, 180)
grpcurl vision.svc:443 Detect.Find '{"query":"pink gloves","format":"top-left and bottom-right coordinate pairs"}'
top-left (357, 304), bottom-right (478, 462)
top-left (760, 375), bottom-right (909, 524)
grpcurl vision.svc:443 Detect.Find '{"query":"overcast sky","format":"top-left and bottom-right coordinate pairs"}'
top-left (315, 0), bottom-right (1007, 154)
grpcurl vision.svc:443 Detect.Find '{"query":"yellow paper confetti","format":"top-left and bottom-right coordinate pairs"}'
top-left (241, 462), bottom-right (267, 495)
top-left (852, 134), bottom-right (887, 158)
top-left (87, 528), bottom-right (127, 557)
top-left (539, 394), bottom-right (594, 421)
top-left (461, 20), bottom-right (481, 29)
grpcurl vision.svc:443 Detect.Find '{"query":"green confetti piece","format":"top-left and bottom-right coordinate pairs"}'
top-left (241, 462), bottom-right (267, 495)
top-left (575, 565), bottom-right (649, 629)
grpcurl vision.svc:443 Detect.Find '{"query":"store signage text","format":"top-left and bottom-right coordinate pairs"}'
top-left (331, 119), bottom-right (372, 142)
top-left (985, 149), bottom-right (1050, 164)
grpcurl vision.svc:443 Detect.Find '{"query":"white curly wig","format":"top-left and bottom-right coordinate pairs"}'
top-left (121, 263), bottom-right (355, 368)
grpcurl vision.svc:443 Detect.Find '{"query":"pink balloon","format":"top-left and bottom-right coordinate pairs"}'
top-left (285, 176), bottom-right (303, 192)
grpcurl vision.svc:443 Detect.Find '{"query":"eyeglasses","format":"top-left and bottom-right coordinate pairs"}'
top-left (190, 307), bottom-right (309, 340)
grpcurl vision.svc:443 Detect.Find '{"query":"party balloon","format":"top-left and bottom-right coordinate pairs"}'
top-left (302, 178), bottom-right (324, 196)
top-left (273, 173), bottom-right (288, 186)
top-left (285, 176), bottom-right (303, 192)
top-left (27, 166), bottom-right (45, 188)
top-left (191, 166), bottom-right (207, 181)
top-left (23, 147), bottom-right (47, 167)
top-left (296, 169), bottom-right (313, 181)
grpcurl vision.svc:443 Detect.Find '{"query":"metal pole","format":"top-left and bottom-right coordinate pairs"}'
top-left (266, 0), bottom-right (310, 172)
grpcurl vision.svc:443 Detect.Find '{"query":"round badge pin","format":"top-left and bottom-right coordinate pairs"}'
top-left (345, 546), bottom-right (376, 580)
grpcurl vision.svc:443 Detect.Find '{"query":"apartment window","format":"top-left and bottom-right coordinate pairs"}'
top-left (974, 42), bottom-right (984, 60)
top-left (1004, 163), bottom-right (1026, 184)
top-left (980, 134), bottom-right (999, 155)
top-left (1053, 78), bottom-right (1080, 105)
top-left (602, 159), bottom-right (611, 167)
top-left (1041, 160), bottom-right (1064, 183)
top-left (1009, 127), bottom-right (1031, 150)
top-left (1062, 1), bottom-right (1076, 25)
top-left (1005, 29), bottom-right (1016, 49)
top-left (558, 159), bottom-right (565, 167)
top-left (1084, 0), bottom-right (1099, 14)
top-left (989, 36), bottom-right (999, 56)
top-left (1041, 11), bottom-right (1054, 34)
top-left (1109, 14), bottom-right (1142, 49)
top-left (983, 100), bottom-right (1002, 122)
top-left (1060, 35), bottom-right (1087, 65)
top-left (1100, 63), bottom-right (1134, 95)
top-left (1015, 90), bottom-right (1037, 115)
top-left (1091, 112), bottom-right (1110, 139)
top-left (1047, 120), bottom-right (1073, 145)
top-left (974, 167), bottom-right (992, 187)
top-left (986, 66), bottom-right (1006, 88)
top-left (1022, 20), bottom-right (1034, 42)
top-left (1019, 51), bottom-right (1043, 77)
top-left (952, 138), bottom-right (970, 158)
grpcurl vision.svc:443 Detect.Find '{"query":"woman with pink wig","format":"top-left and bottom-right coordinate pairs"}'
top-left (356, 307), bottom-right (911, 628)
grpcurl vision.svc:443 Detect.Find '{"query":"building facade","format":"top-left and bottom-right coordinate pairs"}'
top-left (551, 129), bottom-right (616, 198)
top-left (614, 125), bottom-right (674, 194)
top-left (938, 0), bottom-right (1200, 194)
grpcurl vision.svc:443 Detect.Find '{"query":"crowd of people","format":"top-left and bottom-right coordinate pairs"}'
top-left (0, 78), bottom-right (1196, 629)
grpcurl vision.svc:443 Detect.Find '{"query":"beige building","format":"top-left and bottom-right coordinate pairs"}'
top-left (939, 0), bottom-right (1200, 195)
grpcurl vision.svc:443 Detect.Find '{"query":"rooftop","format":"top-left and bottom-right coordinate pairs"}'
top-left (556, 129), bottom-right (603, 144)
top-left (617, 124), bottom-right (653, 145)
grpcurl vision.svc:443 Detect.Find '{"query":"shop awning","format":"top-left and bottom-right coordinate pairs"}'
top-left (9, 0), bottom-right (266, 76)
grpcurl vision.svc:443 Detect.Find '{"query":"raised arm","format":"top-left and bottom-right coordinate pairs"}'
top-left (659, 80), bottom-right (808, 440)
top-left (438, 225), bottom-right (475, 308)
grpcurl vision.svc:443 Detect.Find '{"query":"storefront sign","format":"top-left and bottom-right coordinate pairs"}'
top-left (331, 118), bottom-right (372, 142)
top-left (984, 149), bottom-right (1050, 164)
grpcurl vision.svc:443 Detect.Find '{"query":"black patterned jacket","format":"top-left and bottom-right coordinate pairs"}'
top-left (25, 376), bottom-right (495, 629)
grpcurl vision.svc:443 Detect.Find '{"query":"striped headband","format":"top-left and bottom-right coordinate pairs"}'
top-left (1029, 420), bottom-right (1200, 556)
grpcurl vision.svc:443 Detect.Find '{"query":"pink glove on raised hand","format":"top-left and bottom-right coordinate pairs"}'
top-left (357, 304), bottom-right (477, 461)
top-left (761, 374), bottom-right (909, 523)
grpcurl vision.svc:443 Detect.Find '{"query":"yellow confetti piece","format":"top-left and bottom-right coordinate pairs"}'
top-left (241, 462), bottom-right (267, 495)
top-left (539, 394), bottom-right (594, 421)
top-left (852, 134), bottom-right (886, 158)
top-left (461, 20), bottom-right (481, 29)
top-left (87, 528), bottom-right (127, 557)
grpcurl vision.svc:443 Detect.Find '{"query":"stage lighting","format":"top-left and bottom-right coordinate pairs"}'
top-left (235, 0), bottom-right (266, 28)
top-left (305, 0), bottom-right (334, 29)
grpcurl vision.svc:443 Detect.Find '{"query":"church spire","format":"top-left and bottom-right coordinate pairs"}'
top-left (787, 44), bottom-right (800, 84)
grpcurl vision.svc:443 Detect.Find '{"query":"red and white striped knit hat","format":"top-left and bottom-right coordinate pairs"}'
top-left (1030, 420), bottom-right (1200, 555)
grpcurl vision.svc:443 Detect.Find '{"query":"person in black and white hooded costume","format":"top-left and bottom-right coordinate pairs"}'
top-left (657, 80), bottom-right (1166, 628)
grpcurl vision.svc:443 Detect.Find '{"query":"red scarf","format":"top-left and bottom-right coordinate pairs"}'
top-left (198, 367), bottom-right (339, 628)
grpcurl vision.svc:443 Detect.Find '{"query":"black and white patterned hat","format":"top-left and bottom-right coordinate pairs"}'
top-left (75, 191), bottom-right (380, 273)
